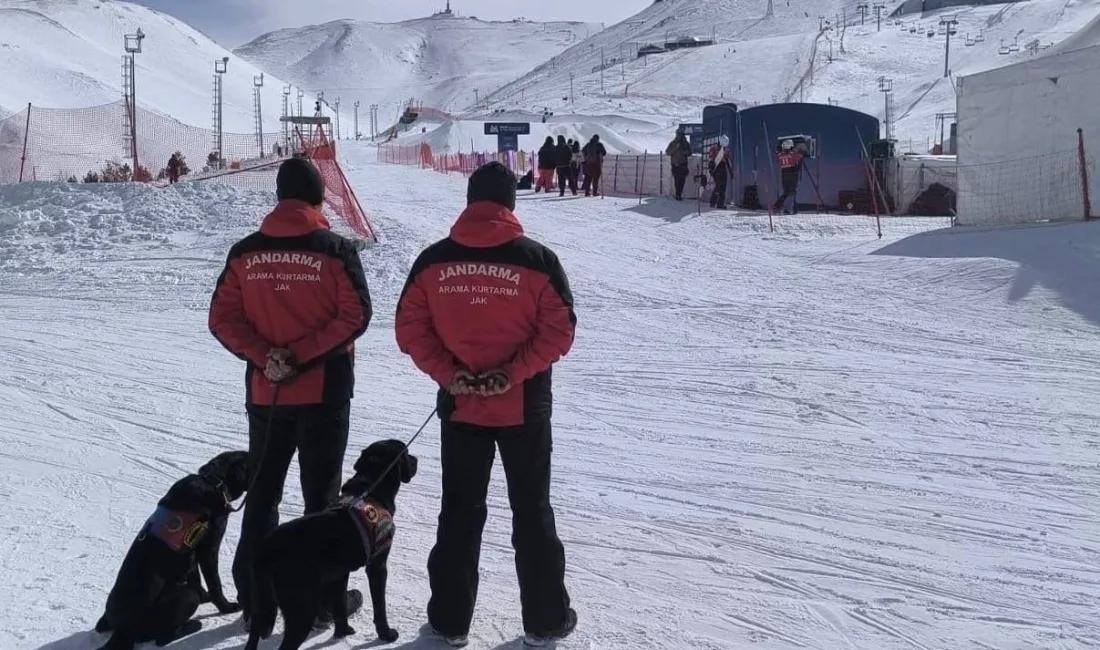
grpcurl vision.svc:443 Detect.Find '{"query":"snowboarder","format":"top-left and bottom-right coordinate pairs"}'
top-left (665, 131), bottom-right (691, 200)
top-left (394, 161), bottom-right (578, 648)
top-left (207, 157), bottom-right (373, 630)
top-left (772, 139), bottom-right (806, 214)
top-left (708, 136), bottom-right (732, 209)
top-left (581, 135), bottom-right (607, 197)
top-left (535, 137), bottom-right (556, 193)
top-left (554, 136), bottom-right (575, 196)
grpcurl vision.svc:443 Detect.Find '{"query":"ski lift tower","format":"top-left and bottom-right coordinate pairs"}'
top-left (122, 28), bottom-right (145, 174)
top-left (280, 114), bottom-right (332, 156)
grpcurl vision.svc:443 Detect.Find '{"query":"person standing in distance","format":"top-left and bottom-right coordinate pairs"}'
top-left (394, 161), bottom-right (578, 648)
top-left (207, 157), bottom-right (372, 629)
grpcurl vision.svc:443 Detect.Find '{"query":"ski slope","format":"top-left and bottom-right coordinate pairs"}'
top-left (2, 146), bottom-right (1099, 649)
top-left (234, 16), bottom-right (603, 122)
top-left (477, 0), bottom-right (1100, 147)
top-left (0, 0), bottom-right (297, 131)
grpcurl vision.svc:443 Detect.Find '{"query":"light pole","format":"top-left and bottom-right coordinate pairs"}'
top-left (297, 89), bottom-right (304, 117)
top-left (940, 15), bottom-right (958, 77)
top-left (253, 72), bottom-right (264, 157)
top-left (600, 47), bottom-right (605, 95)
top-left (354, 100), bottom-right (360, 140)
top-left (334, 96), bottom-right (341, 139)
top-left (474, 88), bottom-right (479, 107)
top-left (878, 76), bottom-right (893, 140)
top-left (213, 56), bottom-right (228, 168)
top-left (569, 72), bottom-right (575, 103)
top-left (123, 28), bottom-right (145, 177)
top-left (282, 84), bottom-right (290, 151)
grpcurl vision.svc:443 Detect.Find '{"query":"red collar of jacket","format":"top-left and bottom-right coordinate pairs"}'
top-left (260, 200), bottom-right (332, 237)
top-left (449, 201), bottom-right (524, 248)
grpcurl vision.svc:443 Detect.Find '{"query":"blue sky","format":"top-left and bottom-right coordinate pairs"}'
top-left (129, 0), bottom-right (650, 47)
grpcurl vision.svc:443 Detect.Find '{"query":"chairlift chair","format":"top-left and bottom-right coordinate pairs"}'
top-left (1008, 42), bottom-right (1020, 52)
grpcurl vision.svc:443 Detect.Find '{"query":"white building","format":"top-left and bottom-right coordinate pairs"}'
top-left (955, 43), bottom-right (1099, 226)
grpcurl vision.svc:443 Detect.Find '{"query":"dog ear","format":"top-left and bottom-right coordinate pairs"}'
top-left (398, 452), bottom-right (418, 484)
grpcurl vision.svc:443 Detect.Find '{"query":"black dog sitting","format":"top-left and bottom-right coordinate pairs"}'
top-left (244, 439), bottom-right (417, 650)
top-left (94, 450), bottom-right (249, 650)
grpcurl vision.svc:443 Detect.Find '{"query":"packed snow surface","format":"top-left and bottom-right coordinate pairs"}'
top-left (1, 144), bottom-right (1098, 649)
top-left (0, 0), bottom-right (297, 131)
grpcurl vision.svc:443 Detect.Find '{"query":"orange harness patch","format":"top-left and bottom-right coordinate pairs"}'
top-left (340, 496), bottom-right (395, 561)
top-left (142, 507), bottom-right (209, 553)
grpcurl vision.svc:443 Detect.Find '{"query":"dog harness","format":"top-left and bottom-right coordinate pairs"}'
top-left (141, 507), bottom-right (209, 553)
top-left (339, 496), bottom-right (395, 561)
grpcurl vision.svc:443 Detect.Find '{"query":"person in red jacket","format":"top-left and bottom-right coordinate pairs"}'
top-left (395, 161), bottom-right (577, 648)
top-left (207, 157), bottom-right (372, 628)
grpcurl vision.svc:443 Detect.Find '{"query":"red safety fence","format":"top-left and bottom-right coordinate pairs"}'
top-left (0, 100), bottom-right (376, 241)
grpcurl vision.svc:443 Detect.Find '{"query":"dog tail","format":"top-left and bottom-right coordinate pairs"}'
top-left (250, 540), bottom-right (279, 640)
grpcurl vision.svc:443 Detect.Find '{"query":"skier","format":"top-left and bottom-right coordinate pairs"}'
top-left (535, 137), bottom-right (556, 193)
top-left (394, 161), bottom-right (578, 648)
top-left (166, 153), bottom-right (182, 184)
top-left (581, 135), bottom-right (606, 197)
top-left (772, 139), bottom-right (806, 214)
top-left (554, 136), bottom-right (575, 196)
top-left (708, 135), bottom-right (732, 209)
top-left (665, 130), bottom-right (691, 200)
top-left (207, 157), bottom-right (373, 630)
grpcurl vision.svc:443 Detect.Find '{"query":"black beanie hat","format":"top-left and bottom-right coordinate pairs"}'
top-left (276, 157), bottom-right (325, 206)
top-left (467, 161), bottom-right (517, 211)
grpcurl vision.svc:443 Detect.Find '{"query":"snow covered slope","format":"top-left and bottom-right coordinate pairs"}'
top-left (234, 16), bottom-right (603, 122)
top-left (0, 0), bottom-right (296, 131)
top-left (480, 0), bottom-right (1100, 146)
top-left (1, 146), bottom-right (1098, 649)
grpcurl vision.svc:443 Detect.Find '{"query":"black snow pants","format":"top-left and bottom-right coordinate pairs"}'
top-left (426, 418), bottom-right (571, 638)
top-left (557, 166), bottom-right (576, 195)
top-left (709, 165), bottom-right (729, 208)
top-left (773, 168), bottom-right (801, 213)
top-left (671, 164), bottom-right (689, 199)
top-left (232, 401), bottom-right (350, 617)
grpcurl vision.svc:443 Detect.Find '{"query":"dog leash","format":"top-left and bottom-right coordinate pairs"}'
top-left (231, 380), bottom-right (437, 509)
top-left (229, 383), bottom-right (281, 513)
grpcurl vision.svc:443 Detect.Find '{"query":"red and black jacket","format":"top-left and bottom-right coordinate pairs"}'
top-left (778, 151), bottom-right (805, 171)
top-left (394, 201), bottom-right (576, 428)
top-left (208, 200), bottom-right (372, 406)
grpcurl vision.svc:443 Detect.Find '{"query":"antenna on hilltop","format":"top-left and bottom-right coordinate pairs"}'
top-left (766, 0), bottom-right (774, 17)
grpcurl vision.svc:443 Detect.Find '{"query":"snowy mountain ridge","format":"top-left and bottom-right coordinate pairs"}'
top-left (233, 15), bottom-right (603, 129)
top-left (0, 0), bottom-right (297, 132)
top-left (462, 0), bottom-right (1100, 147)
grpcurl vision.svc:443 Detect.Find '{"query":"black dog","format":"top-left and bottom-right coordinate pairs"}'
top-left (94, 450), bottom-right (249, 650)
top-left (244, 439), bottom-right (417, 650)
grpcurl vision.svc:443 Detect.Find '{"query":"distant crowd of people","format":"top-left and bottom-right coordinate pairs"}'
top-left (531, 135), bottom-right (608, 197)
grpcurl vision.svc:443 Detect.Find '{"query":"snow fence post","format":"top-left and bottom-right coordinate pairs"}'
top-left (1079, 128), bottom-right (1092, 221)
top-left (613, 156), bottom-right (619, 192)
top-left (639, 151), bottom-right (647, 205)
top-left (659, 151), bottom-right (664, 196)
top-left (19, 103), bottom-right (31, 183)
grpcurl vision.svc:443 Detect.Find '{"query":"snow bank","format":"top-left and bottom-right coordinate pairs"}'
top-left (0, 181), bottom-right (269, 276)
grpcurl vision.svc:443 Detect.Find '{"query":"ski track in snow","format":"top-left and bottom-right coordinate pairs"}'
top-left (1, 144), bottom-right (1099, 650)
